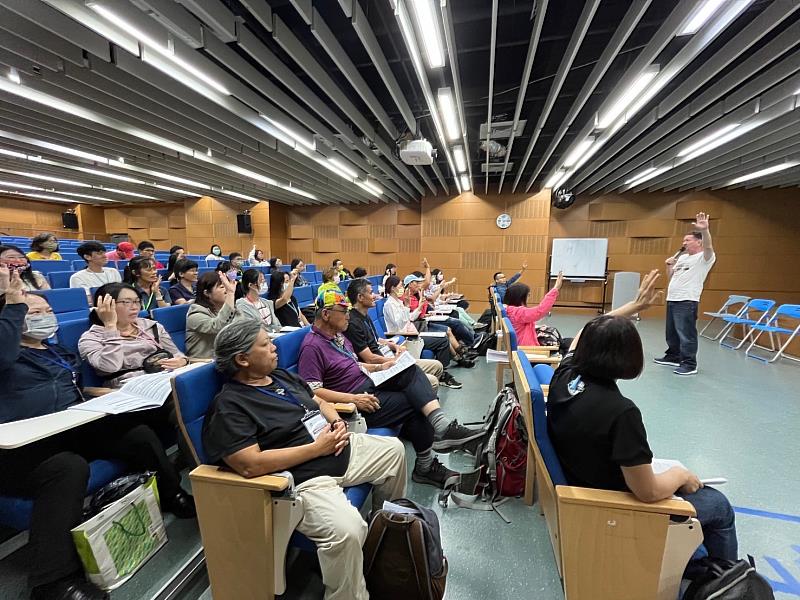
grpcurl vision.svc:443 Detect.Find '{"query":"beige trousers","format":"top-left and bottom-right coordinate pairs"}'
top-left (416, 358), bottom-right (444, 390)
top-left (294, 433), bottom-right (407, 600)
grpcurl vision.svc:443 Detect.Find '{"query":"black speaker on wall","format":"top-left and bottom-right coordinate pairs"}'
top-left (236, 213), bottom-right (252, 234)
top-left (62, 212), bottom-right (79, 229)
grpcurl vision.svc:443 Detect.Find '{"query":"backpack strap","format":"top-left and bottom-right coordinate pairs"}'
top-left (406, 518), bottom-right (434, 598)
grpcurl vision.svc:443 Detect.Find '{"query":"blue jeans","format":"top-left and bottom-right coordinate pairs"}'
top-left (665, 300), bottom-right (699, 368)
top-left (429, 319), bottom-right (474, 345)
top-left (682, 486), bottom-right (738, 561)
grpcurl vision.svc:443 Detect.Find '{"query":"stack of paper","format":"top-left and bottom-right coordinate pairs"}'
top-left (369, 350), bottom-right (416, 386)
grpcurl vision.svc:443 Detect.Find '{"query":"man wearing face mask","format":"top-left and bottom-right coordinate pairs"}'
top-left (0, 268), bottom-right (194, 600)
top-left (229, 252), bottom-right (245, 276)
top-left (332, 258), bottom-right (352, 282)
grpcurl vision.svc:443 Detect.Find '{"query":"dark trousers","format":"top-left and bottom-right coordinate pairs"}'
top-left (422, 334), bottom-right (451, 366)
top-left (665, 300), bottom-right (699, 368)
top-left (352, 366), bottom-right (436, 453)
top-left (0, 415), bottom-right (181, 587)
top-left (683, 486), bottom-right (738, 561)
top-left (429, 318), bottom-right (474, 345)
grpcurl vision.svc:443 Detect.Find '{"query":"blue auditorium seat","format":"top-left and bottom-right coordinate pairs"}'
top-left (48, 270), bottom-right (75, 289)
top-left (37, 288), bottom-right (90, 323)
top-left (57, 318), bottom-right (103, 387)
top-left (30, 260), bottom-right (71, 274)
top-left (294, 285), bottom-right (314, 308)
top-left (151, 303), bottom-right (191, 353)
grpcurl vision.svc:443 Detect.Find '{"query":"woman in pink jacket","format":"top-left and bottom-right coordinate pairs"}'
top-left (504, 272), bottom-right (563, 346)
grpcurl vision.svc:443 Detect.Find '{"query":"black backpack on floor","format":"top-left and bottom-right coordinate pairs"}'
top-left (684, 556), bottom-right (774, 600)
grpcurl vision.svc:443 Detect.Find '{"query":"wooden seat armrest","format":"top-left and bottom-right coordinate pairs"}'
top-left (189, 464), bottom-right (289, 492)
top-left (333, 403), bottom-right (356, 414)
top-left (556, 485), bottom-right (696, 517)
top-left (524, 354), bottom-right (562, 364)
top-left (83, 387), bottom-right (115, 398)
top-left (519, 345), bottom-right (559, 353)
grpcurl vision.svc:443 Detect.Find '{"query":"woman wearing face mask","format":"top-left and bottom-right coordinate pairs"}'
top-left (383, 276), bottom-right (474, 369)
top-left (247, 244), bottom-right (268, 266)
top-left (185, 271), bottom-right (239, 358)
top-left (266, 268), bottom-right (309, 328)
top-left (381, 263), bottom-right (397, 295)
top-left (0, 270), bottom-right (194, 600)
top-left (27, 233), bottom-right (63, 261)
top-left (205, 244), bottom-right (224, 262)
top-left (427, 268), bottom-right (482, 330)
top-left (124, 256), bottom-right (169, 311)
top-left (318, 265), bottom-right (342, 298)
top-left (234, 269), bottom-right (282, 332)
top-left (0, 244), bottom-right (50, 292)
top-left (168, 259), bottom-right (198, 305)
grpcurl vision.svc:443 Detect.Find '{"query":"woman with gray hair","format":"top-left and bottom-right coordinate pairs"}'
top-left (203, 319), bottom-right (408, 600)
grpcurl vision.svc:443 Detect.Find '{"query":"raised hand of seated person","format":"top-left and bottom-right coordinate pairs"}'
top-left (350, 392), bottom-right (381, 413)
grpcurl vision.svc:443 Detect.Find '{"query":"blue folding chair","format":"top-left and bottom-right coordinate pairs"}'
top-left (151, 303), bottom-right (191, 353)
top-left (48, 270), bottom-right (75, 289)
top-left (273, 326), bottom-right (311, 373)
top-left (369, 302), bottom-right (434, 360)
top-left (36, 288), bottom-right (90, 323)
top-left (56, 318), bottom-right (103, 387)
top-left (338, 280), bottom-right (349, 293)
top-left (305, 264), bottom-right (316, 272)
top-left (29, 260), bottom-right (71, 274)
top-left (718, 298), bottom-right (776, 350)
top-left (745, 304), bottom-right (800, 364)
top-left (294, 285), bottom-right (314, 308)
top-left (699, 295), bottom-right (750, 340)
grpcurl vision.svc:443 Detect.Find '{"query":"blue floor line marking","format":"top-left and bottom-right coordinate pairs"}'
top-left (733, 506), bottom-right (800, 524)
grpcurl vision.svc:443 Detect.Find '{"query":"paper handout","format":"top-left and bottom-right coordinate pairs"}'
top-left (368, 350), bottom-right (416, 386)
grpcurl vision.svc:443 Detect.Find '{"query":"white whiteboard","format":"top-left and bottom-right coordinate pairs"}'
top-left (550, 238), bottom-right (608, 278)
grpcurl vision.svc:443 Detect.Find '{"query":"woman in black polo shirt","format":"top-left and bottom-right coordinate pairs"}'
top-left (547, 270), bottom-right (737, 562)
top-left (203, 319), bottom-right (406, 600)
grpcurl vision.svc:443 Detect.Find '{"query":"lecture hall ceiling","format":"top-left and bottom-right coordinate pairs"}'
top-left (0, 0), bottom-right (798, 207)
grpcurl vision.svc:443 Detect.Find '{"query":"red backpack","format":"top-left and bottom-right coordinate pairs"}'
top-left (438, 386), bottom-right (528, 521)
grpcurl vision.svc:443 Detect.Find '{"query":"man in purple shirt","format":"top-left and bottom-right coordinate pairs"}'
top-left (298, 289), bottom-right (481, 488)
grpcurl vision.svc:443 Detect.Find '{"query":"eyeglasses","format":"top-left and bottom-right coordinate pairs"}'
top-left (116, 299), bottom-right (142, 307)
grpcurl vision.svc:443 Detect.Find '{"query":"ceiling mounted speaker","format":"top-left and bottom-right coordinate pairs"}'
top-left (551, 188), bottom-right (575, 210)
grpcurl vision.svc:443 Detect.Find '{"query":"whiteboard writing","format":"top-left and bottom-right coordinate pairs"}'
top-left (550, 238), bottom-right (608, 278)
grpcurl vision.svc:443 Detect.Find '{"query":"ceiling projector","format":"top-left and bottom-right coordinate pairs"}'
top-left (399, 138), bottom-right (435, 165)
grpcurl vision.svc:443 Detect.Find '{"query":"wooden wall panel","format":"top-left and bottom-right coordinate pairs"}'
top-left (0, 196), bottom-right (110, 241)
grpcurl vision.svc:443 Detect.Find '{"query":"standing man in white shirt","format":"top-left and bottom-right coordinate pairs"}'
top-left (654, 212), bottom-right (716, 376)
top-left (70, 241), bottom-right (122, 301)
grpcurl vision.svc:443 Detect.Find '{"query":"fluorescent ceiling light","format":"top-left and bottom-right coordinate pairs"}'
top-left (459, 174), bottom-right (471, 191)
top-left (103, 187), bottom-right (157, 200)
top-left (453, 146), bottom-right (467, 173)
top-left (545, 170), bottom-right (569, 189)
top-left (220, 189), bottom-right (260, 202)
top-left (0, 179), bottom-right (42, 190)
top-left (0, 190), bottom-right (80, 204)
top-left (153, 184), bottom-right (203, 197)
top-left (597, 67), bottom-right (659, 130)
top-left (408, 0), bottom-right (445, 68)
top-left (562, 137), bottom-right (595, 168)
top-left (679, 0), bottom-right (727, 35)
top-left (140, 48), bottom-right (225, 105)
top-left (355, 180), bottom-right (381, 198)
top-left (328, 158), bottom-right (358, 180)
top-left (0, 168), bottom-right (90, 187)
top-left (25, 141), bottom-right (109, 164)
top-left (437, 88), bottom-right (460, 141)
top-left (72, 165), bottom-right (146, 184)
top-left (728, 162), bottom-right (799, 186)
top-left (677, 123), bottom-right (741, 157)
top-left (261, 116), bottom-right (316, 151)
top-left (7, 68), bottom-right (20, 85)
top-left (679, 121), bottom-right (760, 161)
top-left (89, 4), bottom-right (229, 95)
top-left (625, 166), bottom-right (671, 187)
top-left (224, 164), bottom-right (278, 186)
top-left (0, 147), bottom-right (27, 159)
top-left (362, 180), bottom-right (383, 196)
top-left (42, 189), bottom-right (121, 203)
top-left (280, 185), bottom-right (317, 200)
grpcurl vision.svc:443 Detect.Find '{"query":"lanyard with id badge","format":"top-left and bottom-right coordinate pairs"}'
top-left (253, 378), bottom-right (329, 441)
top-left (31, 347), bottom-right (87, 401)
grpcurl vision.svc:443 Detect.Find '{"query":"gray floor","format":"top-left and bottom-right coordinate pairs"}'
top-left (3, 314), bottom-right (800, 599)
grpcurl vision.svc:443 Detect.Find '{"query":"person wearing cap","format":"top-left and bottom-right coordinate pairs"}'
top-left (298, 288), bottom-right (481, 488)
top-left (204, 317), bottom-right (407, 600)
top-left (105, 241), bottom-right (135, 265)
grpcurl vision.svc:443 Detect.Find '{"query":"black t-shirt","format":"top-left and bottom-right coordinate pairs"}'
top-left (168, 282), bottom-right (195, 304)
top-left (546, 353), bottom-right (653, 492)
top-left (202, 369), bottom-right (350, 485)
top-left (344, 309), bottom-right (381, 356)
top-left (274, 296), bottom-right (302, 328)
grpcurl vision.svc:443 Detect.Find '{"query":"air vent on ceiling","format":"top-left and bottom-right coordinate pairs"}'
top-left (481, 162), bottom-right (513, 173)
top-left (479, 119), bottom-right (527, 139)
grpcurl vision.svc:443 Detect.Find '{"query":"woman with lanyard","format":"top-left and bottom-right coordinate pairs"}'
top-left (0, 270), bottom-right (194, 600)
top-left (123, 256), bottom-right (169, 313)
top-left (204, 318), bottom-right (406, 600)
top-left (234, 269), bottom-right (282, 333)
top-left (266, 268), bottom-right (309, 328)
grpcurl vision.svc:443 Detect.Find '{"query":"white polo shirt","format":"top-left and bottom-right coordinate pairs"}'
top-left (667, 252), bottom-right (716, 302)
top-left (69, 267), bottom-right (122, 291)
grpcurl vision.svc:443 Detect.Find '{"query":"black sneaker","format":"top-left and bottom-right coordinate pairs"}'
top-left (455, 356), bottom-right (475, 368)
top-left (653, 356), bottom-right (680, 367)
top-left (473, 322), bottom-right (488, 331)
top-left (412, 458), bottom-right (460, 488)
top-left (439, 371), bottom-right (462, 389)
top-left (433, 419), bottom-right (484, 452)
top-left (674, 365), bottom-right (698, 375)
